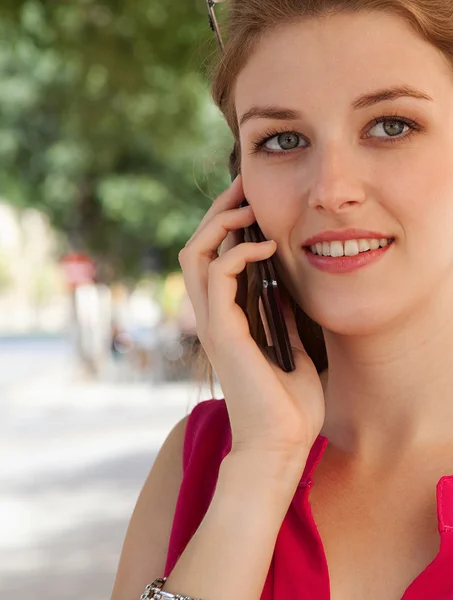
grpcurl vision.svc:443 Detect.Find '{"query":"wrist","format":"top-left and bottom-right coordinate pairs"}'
top-left (220, 446), bottom-right (310, 494)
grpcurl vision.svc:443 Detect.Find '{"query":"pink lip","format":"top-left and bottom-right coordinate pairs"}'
top-left (303, 229), bottom-right (393, 247)
top-left (303, 241), bottom-right (394, 274)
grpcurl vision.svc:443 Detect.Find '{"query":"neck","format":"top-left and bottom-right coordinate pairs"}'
top-left (319, 288), bottom-right (453, 467)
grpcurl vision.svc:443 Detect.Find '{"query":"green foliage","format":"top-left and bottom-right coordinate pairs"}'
top-left (0, 0), bottom-right (233, 280)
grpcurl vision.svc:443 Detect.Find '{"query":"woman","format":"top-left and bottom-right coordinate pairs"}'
top-left (110, 1), bottom-right (453, 599)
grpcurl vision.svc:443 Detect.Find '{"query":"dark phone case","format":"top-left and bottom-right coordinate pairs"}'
top-left (230, 170), bottom-right (295, 372)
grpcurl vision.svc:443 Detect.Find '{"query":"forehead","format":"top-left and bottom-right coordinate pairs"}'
top-left (235, 11), bottom-right (452, 120)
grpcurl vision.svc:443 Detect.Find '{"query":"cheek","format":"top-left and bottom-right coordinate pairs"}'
top-left (242, 160), bottom-right (302, 239)
top-left (389, 148), bottom-right (453, 247)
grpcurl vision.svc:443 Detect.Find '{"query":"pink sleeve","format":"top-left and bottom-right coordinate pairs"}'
top-left (163, 398), bottom-right (232, 577)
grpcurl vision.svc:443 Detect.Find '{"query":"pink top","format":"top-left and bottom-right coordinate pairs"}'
top-left (164, 399), bottom-right (453, 598)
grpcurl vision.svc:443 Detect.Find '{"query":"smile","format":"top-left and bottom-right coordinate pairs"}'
top-left (303, 239), bottom-right (395, 274)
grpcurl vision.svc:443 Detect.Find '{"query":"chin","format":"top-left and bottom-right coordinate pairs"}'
top-left (303, 300), bottom-right (397, 337)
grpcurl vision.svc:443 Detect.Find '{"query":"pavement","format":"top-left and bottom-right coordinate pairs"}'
top-left (0, 342), bottom-right (222, 600)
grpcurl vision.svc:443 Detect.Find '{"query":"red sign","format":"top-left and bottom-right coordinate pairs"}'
top-left (60, 253), bottom-right (96, 287)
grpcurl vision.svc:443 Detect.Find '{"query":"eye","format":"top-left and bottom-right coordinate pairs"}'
top-left (251, 129), bottom-right (307, 154)
top-left (365, 116), bottom-right (420, 140)
top-left (265, 132), bottom-right (306, 151)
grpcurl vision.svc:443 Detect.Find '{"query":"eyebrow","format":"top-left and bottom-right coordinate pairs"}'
top-left (238, 85), bottom-right (433, 127)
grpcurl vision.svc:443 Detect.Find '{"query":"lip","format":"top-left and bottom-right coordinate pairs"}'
top-left (303, 229), bottom-right (394, 247)
top-left (303, 240), bottom-right (394, 274)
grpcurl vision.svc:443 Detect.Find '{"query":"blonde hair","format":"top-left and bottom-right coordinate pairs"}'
top-left (189, 0), bottom-right (453, 397)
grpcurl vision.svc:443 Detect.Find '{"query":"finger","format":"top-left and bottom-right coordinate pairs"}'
top-left (179, 205), bottom-right (257, 339)
top-left (185, 175), bottom-right (245, 247)
top-left (219, 228), bottom-right (244, 256)
top-left (208, 240), bottom-right (277, 344)
top-left (189, 205), bottom-right (255, 261)
top-left (219, 229), bottom-right (247, 313)
top-left (235, 253), bottom-right (248, 313)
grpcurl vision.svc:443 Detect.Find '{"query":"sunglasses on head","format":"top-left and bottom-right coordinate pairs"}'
top-left (206, 0), bottom-right (226, 51)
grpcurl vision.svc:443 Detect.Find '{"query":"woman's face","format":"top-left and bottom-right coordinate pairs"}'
top-left (235, 11), bottom-right (453, 335)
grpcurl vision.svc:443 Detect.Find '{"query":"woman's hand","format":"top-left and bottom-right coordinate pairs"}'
top-left (178, 175), bottom-right (326, 463)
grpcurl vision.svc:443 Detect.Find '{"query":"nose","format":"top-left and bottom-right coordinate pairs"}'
top-left (307, 143), bottom-right (366, 214)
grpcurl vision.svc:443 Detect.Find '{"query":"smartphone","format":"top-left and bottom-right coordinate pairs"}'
top-left (229, 161), bottom-right (295, 372)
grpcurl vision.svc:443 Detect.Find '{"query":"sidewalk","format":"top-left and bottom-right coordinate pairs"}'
top-left (0, 356), bottom-right (222, 599)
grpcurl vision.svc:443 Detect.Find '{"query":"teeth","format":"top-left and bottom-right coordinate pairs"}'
top-left (309, 238), bottom-right (391, 257)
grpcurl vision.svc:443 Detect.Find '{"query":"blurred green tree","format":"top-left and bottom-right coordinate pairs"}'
top-left (0, 0), bottom-right (232, 280)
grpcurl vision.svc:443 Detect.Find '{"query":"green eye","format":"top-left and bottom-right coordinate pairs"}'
top-left (382, 120), bottom-right (406, 136)
top-left (366, 116), bottom-right (419, 140)
top-left (264, 132), bottom-right (305, 151)
top-left (276, 133), bottom-right (300, 149)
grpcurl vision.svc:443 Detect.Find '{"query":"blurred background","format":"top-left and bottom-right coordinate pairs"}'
top-left (0, 1), bottom-right (230, 598)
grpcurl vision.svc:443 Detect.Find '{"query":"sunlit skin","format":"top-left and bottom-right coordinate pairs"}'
top-left (235, 10), bottom-right (453, 470)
